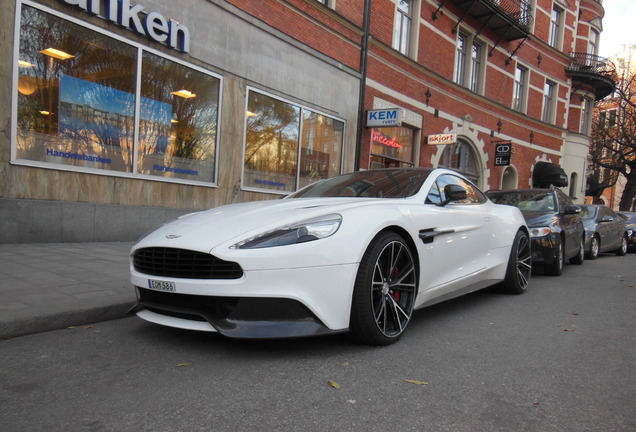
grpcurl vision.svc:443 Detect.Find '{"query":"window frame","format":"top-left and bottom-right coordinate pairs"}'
top-left (454, 31), bottom-right (486, 94)
top-left (242, 87), bottom-right (346, 195)
top-left (392, 0), bottom-right (413, 56)
top-left (512, 65), bottom-right (528, 113)
top-left (11, 0), bottom-right (223, 187)
top-left (588, 29), bottom-right (599, 56)
top-left (549, 6), bottom-right (564, 49)
top-left (542, 80), bottom-right (556, 123)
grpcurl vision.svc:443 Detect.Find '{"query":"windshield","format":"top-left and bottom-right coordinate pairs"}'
top-left (488, 191), bottom-right (555, 212)
top-left (288, 168), bottom-right (433, 199)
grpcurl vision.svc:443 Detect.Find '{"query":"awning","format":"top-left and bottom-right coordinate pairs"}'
top-left (532, 162), bottom-right (568, 188)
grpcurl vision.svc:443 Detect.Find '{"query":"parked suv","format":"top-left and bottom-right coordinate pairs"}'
top-left (487, 188), bottom-right (585, 276)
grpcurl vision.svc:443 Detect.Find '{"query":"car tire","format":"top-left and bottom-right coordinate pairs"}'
top-left (587, 234), bottom-right (600, 260)
top-left (569, 236), bottom-right (584, 265)
top-left (495, 229), bottom-right (532, 294)
top-left (615, 235), bottom-right (628, 256)
top-left (349, 232), bottom-right (417, 346)
top-left (544, 239), bottom-right (564, 276)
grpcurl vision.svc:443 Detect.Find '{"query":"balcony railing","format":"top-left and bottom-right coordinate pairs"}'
top-left (566, 53), bottom-right (617, 99)
top-left (450, 0), bottom-right (534, 40)
top-left (485, 0), bottom-right (534, 29)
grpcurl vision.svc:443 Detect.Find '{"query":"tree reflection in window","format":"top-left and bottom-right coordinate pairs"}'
top-left (137, 53), bottom-right (220, 181)
top-left (15, 5), bottom-right (220, 183)
top-left (245, 92), bottom-right (300, 191)
top-left (17, 5), bottom-right (137, 172)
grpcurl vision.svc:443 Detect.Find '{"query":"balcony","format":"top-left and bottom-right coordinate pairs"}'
top-left (565, 53), bottom-right (617, 100)
top-left (449, 0), bottom-right (533, 41)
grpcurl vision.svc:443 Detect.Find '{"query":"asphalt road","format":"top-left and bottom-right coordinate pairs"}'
top-left (1, 254), bottom-right (635, 432)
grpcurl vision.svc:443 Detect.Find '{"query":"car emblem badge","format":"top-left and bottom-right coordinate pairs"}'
top-left (165, 234), bottom-right (181, 239)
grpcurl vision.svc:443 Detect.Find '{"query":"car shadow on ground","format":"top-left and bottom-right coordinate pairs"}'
top-left (130, 287), bottom-right (508, 358)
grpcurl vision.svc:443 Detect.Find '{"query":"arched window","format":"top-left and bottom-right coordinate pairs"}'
top-left (439, 138), bottom-right (480, 184)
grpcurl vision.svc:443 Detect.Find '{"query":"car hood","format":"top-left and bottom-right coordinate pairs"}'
top-left (134, 197), bottom-right (383, 252)
top-left (520, 210), bottom-right (557, 227)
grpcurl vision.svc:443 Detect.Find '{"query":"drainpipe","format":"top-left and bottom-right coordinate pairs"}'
top-left (354, 0), bottom-right (371, 171)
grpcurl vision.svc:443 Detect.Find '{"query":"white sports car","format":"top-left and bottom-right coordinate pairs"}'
top-left (129, 168), bottom-right (531, 345)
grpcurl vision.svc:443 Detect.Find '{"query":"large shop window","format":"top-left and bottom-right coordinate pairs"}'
top-left (244, 90), bottom-right (344, 193)
top-left (14, 5), bottom-right (220, 184)
top-left (369, 127), bottom-right (414, 169)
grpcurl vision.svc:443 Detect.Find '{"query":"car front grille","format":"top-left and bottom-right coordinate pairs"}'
top-left (133, 247), bottom-right (243, 279)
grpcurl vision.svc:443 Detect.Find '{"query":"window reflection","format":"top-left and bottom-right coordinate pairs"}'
top-left (244, 90), bottom-right (345, 192)
top-left (137, 53), bottom-right (219, 182)
top-left (17, 5), bottom-right (137, 172)
top-left (16, 5), bottom-right (220, 184)
top-left (244, 92), bottom-right (300, 191)
top-left (299, 112), bottom-right (343, 188)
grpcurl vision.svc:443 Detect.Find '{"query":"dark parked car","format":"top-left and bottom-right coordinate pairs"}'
top-left (618, 211), bottom-right (636, 252)
top-left (580, 205), bottom-right (628, 259)
top-left (487, 188), bottom-right (585, 276)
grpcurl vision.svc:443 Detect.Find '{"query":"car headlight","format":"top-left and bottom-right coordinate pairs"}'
top-left (529, 227), bottom-right (552, 237)
top-left (231, 214), bottom-right (342, 249)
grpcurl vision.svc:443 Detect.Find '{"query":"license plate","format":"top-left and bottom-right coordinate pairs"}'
top-left (148, 279), bottom-right (176, 292)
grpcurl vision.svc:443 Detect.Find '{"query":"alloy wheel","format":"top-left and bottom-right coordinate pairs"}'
top-left (370, 240), bottom-right (417, 338)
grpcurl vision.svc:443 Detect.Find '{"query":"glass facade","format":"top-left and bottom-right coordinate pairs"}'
top-left (15, 5), bottom-right (221, 184)
top-left (244, 90), bottom-right (344, 193)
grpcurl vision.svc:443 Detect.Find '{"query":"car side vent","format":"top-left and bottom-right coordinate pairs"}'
top-left (133, 247), bottom-right (243, 279)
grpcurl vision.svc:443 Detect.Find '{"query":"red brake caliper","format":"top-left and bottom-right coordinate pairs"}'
top-left (390, 267), bottom-right (401, 301)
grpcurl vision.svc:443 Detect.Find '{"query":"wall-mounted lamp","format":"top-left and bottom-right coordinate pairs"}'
top-left (537, 54), bottom-right (542, 67)
top-left (425, 88), bottom-right (432, 106)
top-left (529, 131), bottom-right (535, 143)
top-left (497, 119), bottom-right (503, 134)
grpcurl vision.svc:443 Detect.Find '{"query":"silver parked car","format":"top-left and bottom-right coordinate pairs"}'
top-left (580, 205), bottom-right (628, 259)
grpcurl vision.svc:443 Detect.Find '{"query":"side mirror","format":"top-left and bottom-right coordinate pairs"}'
top-left (565, 205), bottom-right (581, 215)
top-left (600, 215), bottom-right (614, 223)
top-left (437, 184), bottom-right (468, 207)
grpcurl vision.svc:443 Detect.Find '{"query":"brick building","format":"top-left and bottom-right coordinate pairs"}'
top-left (1, 0), bottom-right (616, 242)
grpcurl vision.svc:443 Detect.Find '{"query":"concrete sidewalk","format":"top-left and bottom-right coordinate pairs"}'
top-left (0, 242), bottom-right (136, 338)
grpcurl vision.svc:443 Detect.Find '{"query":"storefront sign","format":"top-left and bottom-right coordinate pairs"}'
top-left (366, 108), bottom-right (402, 127)
top-left (371, 129), bottom-right (403, 149)
top-left (59, 0), bottom-right (190, 52)
top-left (493, 140), bottom-right (512, 166)
top-left (427, 133), bottom-right (456, 145)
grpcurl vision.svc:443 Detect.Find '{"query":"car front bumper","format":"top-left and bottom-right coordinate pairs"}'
top-left (529, 233), bottom-right (559, 265)
top-left (130, 263), bottom-right (358, 338)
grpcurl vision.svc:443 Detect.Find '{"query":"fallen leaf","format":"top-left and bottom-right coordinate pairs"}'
top-left (176, 363), bottom-right (190, 367)
top-left (404, 379), bottom-right (429, 386)
top-left (328, 379), bottom-right (341, 389)
top-left (564, 329), bottom-right (576, 332)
